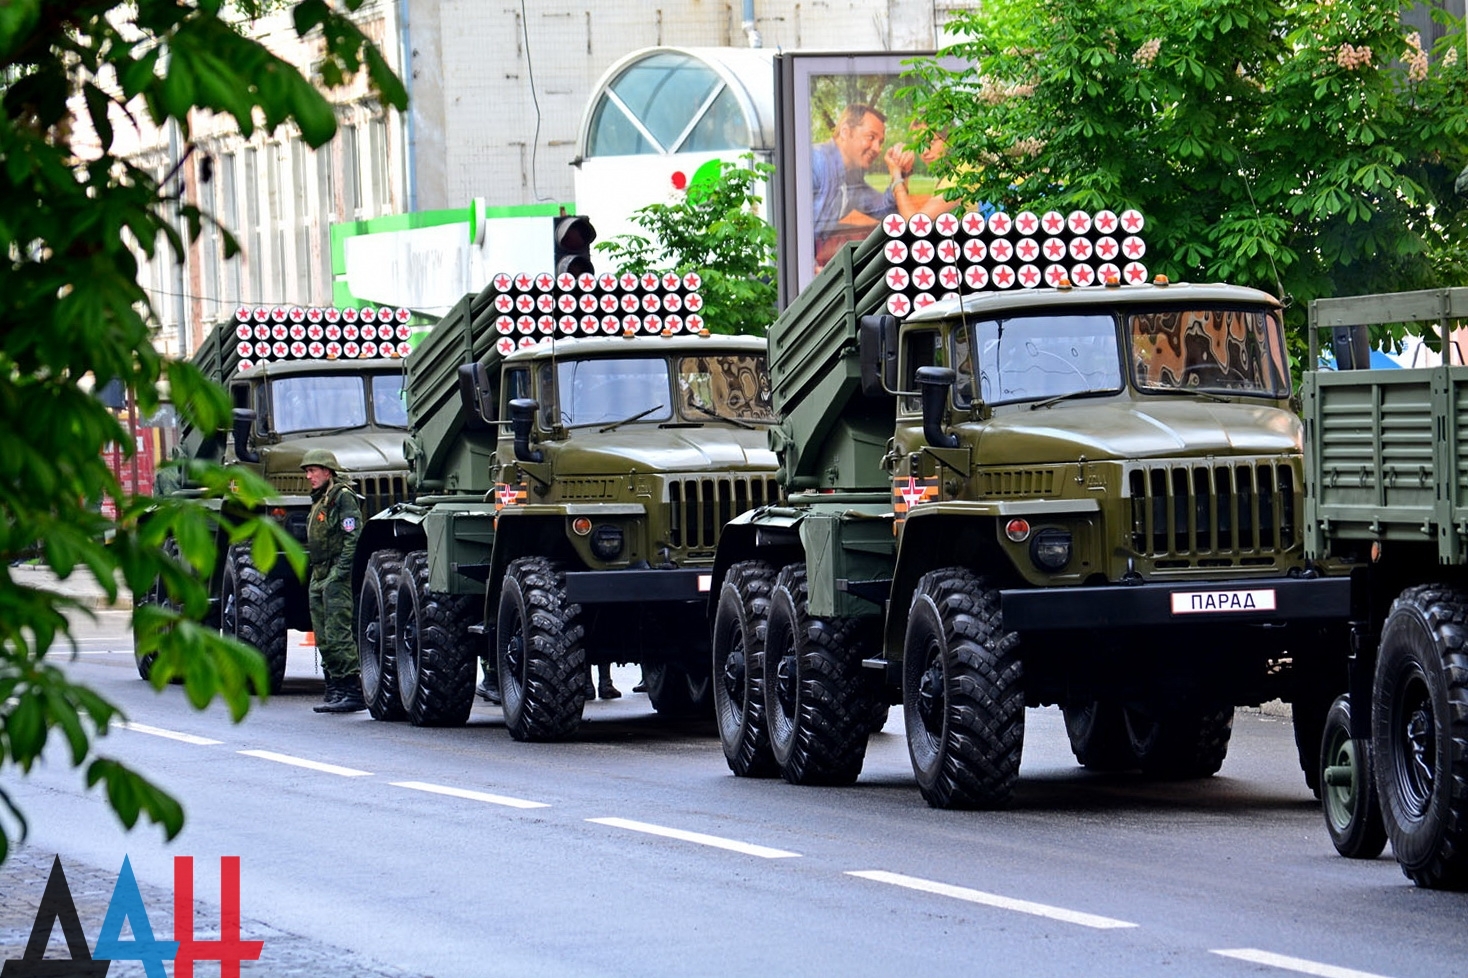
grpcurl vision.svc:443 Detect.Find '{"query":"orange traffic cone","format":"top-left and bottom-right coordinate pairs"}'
top-left (302, 631), bottom-right (316, 646)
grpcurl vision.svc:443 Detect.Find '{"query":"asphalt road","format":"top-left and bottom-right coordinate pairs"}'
top-left (4, 610), bottom-right (1466, 978)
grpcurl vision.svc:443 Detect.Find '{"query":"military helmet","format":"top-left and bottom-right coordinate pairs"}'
top-left (300, 449), bottom-right (341, 472)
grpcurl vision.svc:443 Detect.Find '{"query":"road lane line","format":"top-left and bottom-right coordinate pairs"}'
top-left (117, 722), bottom-right (223, 746)
top-left (391, 781), bottom-right (550, 809)
top-left (587, 817), bottom-right (801, 859)
top-left (847, 870), bottom-right (1137, 930)
top-left (237, 749), bottom-right (372, 777)
top-left (1212, 949), bottom-right (1395, 978)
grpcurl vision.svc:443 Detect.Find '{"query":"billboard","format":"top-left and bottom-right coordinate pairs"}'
top-left (776, 52), bottom-right (964, 307)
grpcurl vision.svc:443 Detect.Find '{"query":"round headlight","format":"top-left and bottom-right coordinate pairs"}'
top-left (1029, 528), bottom-right (1072, 571)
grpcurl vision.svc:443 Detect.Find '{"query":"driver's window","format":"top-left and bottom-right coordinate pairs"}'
top-left (535, 362), bottom-right (555, 428)
top-left (900, 329), bottom-right (941, 414)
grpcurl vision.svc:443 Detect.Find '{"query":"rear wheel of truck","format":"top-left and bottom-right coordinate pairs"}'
top-left (136, 536), bottom-right (218, 683)
top-left (903, 568), bottom-right (1023, 809)
top-left (1122, 703), bottom-right (1233, 779)
top-left (712, 560), bottom-right (779, 777)
top-left (1373, 585), bottom-right (1468, 889)
top-left (221, 543), bottom-right (287, 694)
top-left (1062, 700), bottom-right (1135, 771)
top-left (357, 550), bottom-right (405, 721)
top-left (1320, 693), bottom-right (1387, 860)
top-left (644, 660), bottom-right (712, 718)
top-left (763, 563), bottom-right (874, 786)
top-left (497, 557), bottom-right (586, 741)
top-left (394, 551), bottom-right (476, 727)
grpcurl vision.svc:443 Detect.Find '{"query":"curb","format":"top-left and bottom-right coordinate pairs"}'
top-left (8, 564), bottom-right (133, 611)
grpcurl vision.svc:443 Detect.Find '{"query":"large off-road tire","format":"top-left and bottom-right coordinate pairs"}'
top-left (1373, 584), bottom-right (1468, 889)
top-left (1122, 703), bottom-right (1234, 779)
top-left (1321, 693), bottom-right (1387, 860)
top-left (763, 563), bottom-right (875, 786)
top-left (221, 543), bottom-right (288, 694)
top-left (394, 550), bottom-right (477, 727)
top-left (496, 557), bottom-right (586, 741)
top-left (712, 560), bottom-right (779, 777)
top-left (357, 549), bottom-right (405, 721)
top-left (903, 568), bottom-right (1024, 809)
top-left (1063, 700), bottom-right (1135, 772)
top-left (644, 660), bottom-right (713, 718)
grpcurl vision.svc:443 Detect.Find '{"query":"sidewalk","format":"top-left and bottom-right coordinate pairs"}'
top-left (7, 562), bottom-right (132, 611)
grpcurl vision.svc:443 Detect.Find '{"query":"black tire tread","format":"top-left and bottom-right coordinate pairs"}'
top-left (712, 560), bottom-right (779, 777)
top-left (397, 550), bottom-right (477, 727)
top-left (497, 556), bottom-right (586, 742)
top-left (903, 567), bottom-right (1024, 809)
top-left (358, 549), bottom-right (405, 721)
top-left (224, 543), bottom-right (288, 694)
top-left (764, 563), bottom-right (873, 786)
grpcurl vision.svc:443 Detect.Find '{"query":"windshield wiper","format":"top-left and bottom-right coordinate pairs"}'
top-left (687, 402), bottom-right (755, 429)
top-left (598, 404), bottom-right (664, 433)
top-left (1028, 390), bottom-right (1108, 411)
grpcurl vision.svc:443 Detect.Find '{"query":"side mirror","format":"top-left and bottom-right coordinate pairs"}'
top-left (858, 314), bottom-right (899, 396)
top-left (457, 361), bottom-right (496, 430)
top-left (508, 398), bottom-right (542, 463)
top-left (916, 366), bottom-right (959, 449)
top-left (231, 408), bottom-right (260, 463)
top-left (1330, 325), bottom-right (1372, 370)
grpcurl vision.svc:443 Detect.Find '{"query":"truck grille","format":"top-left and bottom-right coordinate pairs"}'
top-left (358, 474), bottom-right (411, 517)
top-left (1128, 460), bottom-right (1297, 565)
top-left (669, 476), bottom-right (781, 550)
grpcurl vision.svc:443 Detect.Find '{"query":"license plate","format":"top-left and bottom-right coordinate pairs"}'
top-left (1170, 588), bottom-right (1277, 614)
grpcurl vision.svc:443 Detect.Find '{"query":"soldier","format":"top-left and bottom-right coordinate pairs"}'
top-left (301, 448), bottom-right (366, 713)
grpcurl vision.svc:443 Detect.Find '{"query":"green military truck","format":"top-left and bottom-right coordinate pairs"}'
top-left (136, 305), bottom-right (413, 691)
top-left (1304, 287), bottom-right (1468, 889)
top-left (350, 271), bottom-right (780, 738)
top-left (709, 213), bottom-right (1351, 807)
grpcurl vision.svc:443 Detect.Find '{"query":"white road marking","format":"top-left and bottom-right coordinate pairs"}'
top-left (847, 870), bottom-right (1137, 930)
top-left (117, 722), bottom-right (223, 746)
top-left (391, 781), bottom-right (550, 809)
top-left (237, 749), bottom-right (372, 777)
top-left (1212, 949), bottom-right (1395, 978)
top-left (587, 817), bottom-right (801, 859)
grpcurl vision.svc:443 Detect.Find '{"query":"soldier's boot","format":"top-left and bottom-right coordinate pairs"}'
top-left (597, 663), bottom-right (621, 700)
top-left (315, 677), bottom-right (366, 714)
top-left (476, 658), bottom-right (501, 704)
top-left (583, 669), bottom-right (596, 700)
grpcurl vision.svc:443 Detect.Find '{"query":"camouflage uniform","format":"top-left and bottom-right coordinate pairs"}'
top-left (307, 473), bottom-right (363, 681)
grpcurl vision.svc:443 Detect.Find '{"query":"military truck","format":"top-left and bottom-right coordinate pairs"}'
top-left (708, 211), bottom-right (1351, 807)
top-left (1303, 287), bottom-right (1468, 889)
top-left (136, 305), bottom-right (413, 691)
top-left (351, 271), bottom-right (780, 738)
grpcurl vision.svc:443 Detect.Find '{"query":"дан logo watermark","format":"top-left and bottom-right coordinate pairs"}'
top-left (1, 854), bottom-right (263, 977)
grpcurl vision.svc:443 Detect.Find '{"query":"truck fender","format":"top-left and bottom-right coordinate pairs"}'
top-left (883, 507), bottom-right (1008, 659)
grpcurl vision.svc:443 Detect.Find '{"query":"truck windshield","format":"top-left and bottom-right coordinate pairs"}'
top-left (270, 373), bottom-right (407, 432)
top-left (675, 355), bottom-right (775, 423)
top-left (955, 313), bottom-right (1123, 407)
top-left (557, 357), bottom-right (673, 427)
top-left (1128, 307), bottom-right (1290, 397)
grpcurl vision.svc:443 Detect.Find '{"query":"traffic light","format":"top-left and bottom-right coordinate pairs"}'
top-left (553, 214), bottom-right (597, 277)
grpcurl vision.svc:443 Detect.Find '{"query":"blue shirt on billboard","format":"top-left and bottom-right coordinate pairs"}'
top-left (811, 140), bottom-right (898, 239)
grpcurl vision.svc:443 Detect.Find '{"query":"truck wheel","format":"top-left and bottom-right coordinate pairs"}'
top-left (712, 560), bottom-right (779, 777)
top-left (902, 568), bottom-right (1023, 809)
top-left (221, 543), bottom-right (288, 694)
top-left (763, 563), bottom-right (874, 786)
top-left (497, 557), bottom-right (585, 741)
top-left (394, 551), bottom-right (476, 727)
top-left (1123, 704), bottom-right (1233, 779)
top-left (357, 550), bottom-right (405, 721)
top-left (1373, 585), bottom-right (1468, 889)
top-left (1320, 694), bottom-right (1387, 859)
top-left (644, 661), bottom-right (711, 718)
top-left (1063, 700), bottom-right (1135, 771)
